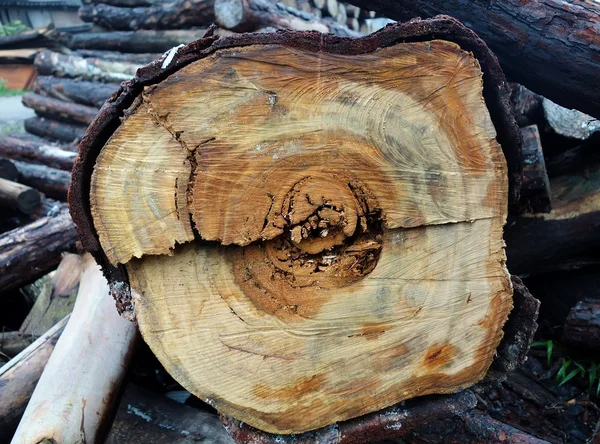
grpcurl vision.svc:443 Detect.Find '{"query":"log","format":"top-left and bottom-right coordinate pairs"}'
top-left (0, 134), bottom-right (77, 171)
top-left (0, 177), bottom-right (41, 214)
top-left (65, 28), bottom-right (210, 53)
top-left (79, 0), bottom-right (215, 30)
top-left (0, 198), bottom-right (69, 234)
top-left (545, 142), bottom-right (600, 178)
top-left (0, 332), bottom-right (33, 358)
top-left (4, 129), bottom-right (77, 152)
top-left (33, 76), bottom-right (118, 109)
top-left (106, 384), bottom-right (234, 443)
top-left (35, 50), bottom-right (142, 83)
top-left (519, 125), bottom-right (551, 214)
top-left (0, 157), bottom-right (19, 182)
top-left (543, 98), bottom-right (600, 141)
top-left (214, 0), bottom-right (360, 36)
top-left (82, 0), bottom-right (165, 6)
top-left (12, 254), bottom-right (138, 444)
top-left (72, 49), bottom-right (161, 65)
top-left (0, 213), bottom-right (78, 294)
top-left (23, 92), bottom-right (99, 126)
top-left (562, 298), bottom-right (600, 351)
top-left (24, 117), bottom-right (87, 144)
top-left (510, 83), bottom-right (543, 128)
top-left (346, 0), bottom-right (600, 119)
top-left (0, 316), bottom-right (68, 442)
top-left (12, 160), bottom-right (71, 201)
top-left (69, 21), bottom-right (523, 434)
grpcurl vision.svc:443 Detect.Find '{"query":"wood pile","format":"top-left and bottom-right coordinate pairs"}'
top-left (0, 1), bottom-right (598, 443)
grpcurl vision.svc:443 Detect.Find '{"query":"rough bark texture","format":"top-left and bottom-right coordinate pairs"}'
top-left (0, 177), bottom-right (40, 214)
top-left (24, 117), bottom-right (87, 144)
top-left (0, 197), bottom-right (68, 234)
top-left (347, 0), bottom-right (600, 119)
top-left (12, 160), bottom-right (71, 201)
top-left (72, 49), bottom-right (161, 64)
top-left (519, 125), bottom-right (551, 213)
top-left (22, 93), bottom-right (99, 126)
top-left (0, 134), bottom-right (77, 171)
top-left (64, 28), bottom-right (210, 53)
top-left (543, 97), bottom-right (600, 140)
top-left (79, 0), bottom-right (216, 30)
top-left (33, 76), bottom-right (118, 109)
top-left (562, 298), bottom-right (600, 351)
top-left (0, 213), bottom-right (78, 294)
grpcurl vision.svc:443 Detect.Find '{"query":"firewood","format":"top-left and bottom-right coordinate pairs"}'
top-left (0, 134), bottom-right (76, 171)
top-left (346, 0), bottom-right (600, 119)
top-left (72, 49), bottom-right (161, 64)
top-left (20, 253), bottom-right (81, 338)
top-left (33, 75), bottom-right (118, 109)
top-left (0, 316), bottom-right (68, 442)
top-left (542, 98), bottom-right (600, 141)
top-left (0, 157), bottom-right (19, 182)
top-left (24, 117), bottom-right (87, 144)
top-left (519, 125), bottom-right (551, 213)
top-left (82, 0), bottom-right (165, 6)
top-left (69, 20), bottom-right (524, 434)
top-left (214, 0), bottom-right (360, 36)
top-left (0, 332), bottom-right (33, 358)
top-left (545, 142), bottom-right (600, 178)
top-left (562, 298), bottom-right (600, 351)
top-left (0, 177), bottom-right (41, 214)
top-left (79, 0), bottom-right (215, 30)
top-left (0, 213), bottom-right (78, 293)
top-left (12, 254), bottom-right (138, 444)
top-left (106, 384), bottom-right (234, 443)
top-left (0, 197), bottom-right (68, 234)
top-left (12, 160), bottom-right (71, 201)
top-left (335, 3), bottom-right (346, 24)
top-left (346, 17), bottom-right (359, 32)
top-left (35, 50), bottom-right (142, 83)
top-left (65, 28), bottom-right (210, 53)
top-left (345, 3), bottom-right (360, 19)
top-left (23, 93), bottom-right (99, 126)
top-left (325, 0), bottom-right (337, 17)
top-left (313, 0), bottom-right (326, 9)
top-left (510, 83), bottom-right (543, 128)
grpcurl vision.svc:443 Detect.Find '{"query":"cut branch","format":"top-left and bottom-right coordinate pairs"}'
top-left (23, 92), bottom-right (99, 125)
top-left (24, 117), bottom-right (87, 144)
top-left (0, 134), bottom-right (77, 170)
top-left (33, 76), bottom-right (118, 109)
top-left (0, 177), bottom-right (41, 214)
top-left (13, 160), bottom-right (71, 201)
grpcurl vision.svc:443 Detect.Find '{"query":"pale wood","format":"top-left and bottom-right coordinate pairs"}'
top-left (88, 41), bottom-right (512, 434)
top-left (11, 254), bottom-right (137, 444)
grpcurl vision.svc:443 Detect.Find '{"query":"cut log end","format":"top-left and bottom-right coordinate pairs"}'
top-left (70, 21), bottom-right (522, 435)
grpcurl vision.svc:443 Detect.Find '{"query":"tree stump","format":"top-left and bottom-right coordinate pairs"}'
top-left (70, 19), bottom-right (523, 435)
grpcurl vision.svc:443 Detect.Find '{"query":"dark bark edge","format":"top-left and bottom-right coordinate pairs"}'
top-left (68, 17), bottom-right (523, 317)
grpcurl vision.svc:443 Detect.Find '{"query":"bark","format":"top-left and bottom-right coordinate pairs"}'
top-left (0, 213), bottom-right (78, 294)
top-left (214, 0), bottom-right (360, 36)
top-left (520, 125), bottom-right (551, 214)
top-left (35, 50), bottom-right (142, 83)
top-left (545, 142), bottom-right (600, 178)
top-left (0, 317), bottom-right (68, 442)
top-left (65, 28), bottom-right (210, 53)
top-left (0, 197), bottom-right (68, 237)
top-left (22, 92), bottom-right (99, 126)
top-left (346, 0), bottom-right (600, 119)
top-left (79, 0), bottom-right (215, 30)
top-left (562, 298), bottom-right (600, 351)
top-left (72, 49), bottom-right (161, 65)
top-left (106, 384), bottom-right (234, 443)
top-left (24, 117), bottom-right (87, 144)
top-left (0, 332), bottom-right (33, 358)
top-left (33, 75), bottom-right (118, 109)
top-left (12, 255), bottom-right (138, 444)
top-left (543, 97), bottom-right (600, 141)
top-left (82, 0), bottom-right (166, 6)
top-left (0, 24), bottom-right (56, 50)
top-left (510, 83), bottom-right (543, 128)
top-left (0, 177), bottom-right (41, 214)
top-left (0, 157), bottom-right (19, 182)
top-left (0, 134), bottom-right (77, 171)
top-left (12, 159), bottom-right (71, 201)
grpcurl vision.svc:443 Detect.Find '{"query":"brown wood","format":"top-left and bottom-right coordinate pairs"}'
top-left (0, 177), bottom-right (41, 214)
top-left (69, 22), bottom-right (523, 434)
top-left (562, 298), bottom-right (600, 351)
top-left (65, 28), bottom-right (211, 53)
top-left (0, 64), bottom-right (36, 90)
top-left (22, 92), bottom-right (99, 126)
top-left (24, 117), bottom-right (87, 144)
top-left (0, 134), bottom-right (77, 171)
top-left (0, 317), bottom-right (68, 442)
top-left (33, 75), bottom-right (118, 109)
top-left (79, 0), bottom-right (215, 30)
top-left (0, 213), bottom-right (78, 294)
top-left (346, 0), bottom-right (600, 119)
top-left (214, 0), bottom-right (359, 35)
top-left (12, 160), bottom-right (71, 201)
top-left (519, 125), bottom-right (551, 213)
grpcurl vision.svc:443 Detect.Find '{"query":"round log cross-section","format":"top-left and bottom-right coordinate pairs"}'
top-left (70, 20), bottom-right (521, 435)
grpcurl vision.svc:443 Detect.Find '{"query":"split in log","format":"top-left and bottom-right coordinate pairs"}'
top-left (12, 159), bottom-right (71, 201)
top-left (542, 98), bottom-right (600, 141)
top-left (79, 0), bottom-right (215, 31)
top-left (0, 157), bottom-right (19, 181)
top-left (0, 213), bottom-right (78, 294)
top-left (0, 177), bottom-right (41, 214)
top-left (0, 134), bottom-right (77, 171)
top-left (35, 50), bottom-right (142, 83)
top-left (346, 0), bottom-right (600, 119)
top-left (12, 254), bottom-right (138, 444)
top-left (214, 0), bottom-right (360, 36)
top-left (72, 49), bottom-right (161, 65)
top-left (0, 316), bottom-right (68, 442)
top-left (69, 20), bottom-right (523, 434)
top-left (106, 384), bottom-right (234, 443)
top-left (20, 253), bottom-right (81, 337)
top-left (562, 298), bottom-right (600, 351)
top-left (24, 117), bottom-right (87, 144)
top-left (64, 28), bottom-right (210, 53)
top-left (23, 92), bottom-right (99, 125)
top-left (519, 125), bottom-right (551, 214)
top-left (33, 75), bottom-right (118, 109)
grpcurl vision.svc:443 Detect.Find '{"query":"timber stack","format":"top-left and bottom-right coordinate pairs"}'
top-left (0, 1), bottom-right (599, 443)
